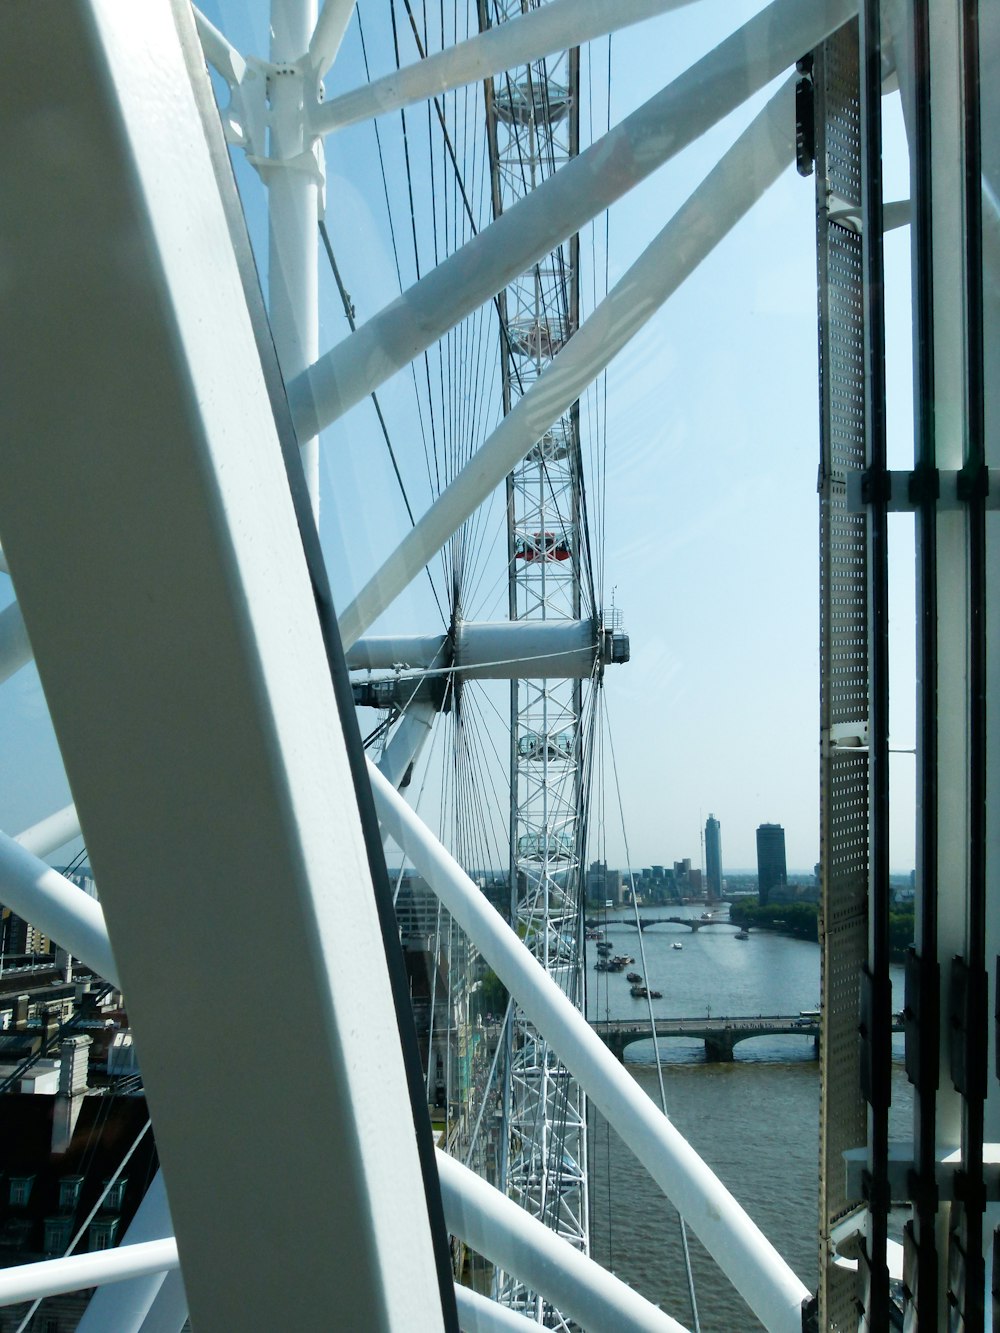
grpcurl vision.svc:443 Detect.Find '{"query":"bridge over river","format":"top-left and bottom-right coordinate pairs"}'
top-left (589, 1013), bottom-right (904, 1062)
top-left (611, 916), bottom-right (737, 932)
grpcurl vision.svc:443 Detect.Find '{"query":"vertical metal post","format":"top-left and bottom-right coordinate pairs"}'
top-left (815, 21), bottom-right (870, 1328)
top-left (902, 0), bottom-right (942, 1317)
top-left (951, 1), bottom-right (988, 1325)
top-left (859, 2), bottom-right (892, 1326)
top-left (268, 0), bottom-right (321, 515)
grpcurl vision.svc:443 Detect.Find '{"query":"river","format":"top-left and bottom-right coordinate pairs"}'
top-left (584, 904), bottom-right (908, 1331)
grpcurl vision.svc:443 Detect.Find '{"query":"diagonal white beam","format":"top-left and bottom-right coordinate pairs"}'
top-left (192, 6), bottom-right (245, 87)
top-left (308, 0), bottom-right (356, 78)
top-left (0, 1240), bottom-right (178, 1308)
top-left (338, 79), bottom-right (794, 648)
top-left (0, 5), bottom-right (445, 1328)
top-left (15, 804), bottom-right (81, 860)
top-left (437, 1151), bottom-right (688, 1333)
top-left (371, 762), bottom-right (810, 1333)
top-left (0, 833), bottom-right (118, 986)
top-left (77, 1173), bottom-right (185, 1333)
top-left (0, 600), bottom-right (31, 684)
top-left (453, 1287), bottom-right (543, 1332)
top-left (313, 0), bottom-right (701, 134)
top-left (289, 0), bottom-right (854, 439)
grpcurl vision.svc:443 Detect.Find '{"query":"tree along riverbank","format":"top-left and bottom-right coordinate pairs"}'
top-left (729, 900), bottom-right (915, 961)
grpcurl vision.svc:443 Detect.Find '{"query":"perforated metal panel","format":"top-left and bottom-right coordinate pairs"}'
top-left (816, 20), bottom-right (869, 1332)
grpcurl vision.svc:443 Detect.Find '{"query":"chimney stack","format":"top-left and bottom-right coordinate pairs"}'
top-left (52, 1035), bottom-right (91, 1154)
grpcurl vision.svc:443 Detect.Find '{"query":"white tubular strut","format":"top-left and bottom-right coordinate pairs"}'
top-left (312, 0), bottom-right (702, 133)
top-left (370, 762), bottom-right (811, 1333)
top-left (0, 600), bottom-right (31, 684)
top-left (0, 832), bottom-right (118, 986)
top-left (0, 1241), bottom-right (179, 1309)
top-left (15, 804), bottom-right (82, 860)
top-left (338, 79), bottom-right (795, 648)
top-left (289, 0), bottom-right (854, 439)
top-left (437, 1151), bottom-right (689, 1333)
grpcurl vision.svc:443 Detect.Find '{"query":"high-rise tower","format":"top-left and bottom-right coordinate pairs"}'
top-left (705, 814), bottom-right (723, 900)
top-left (755, 823), bottom-right (787, 906)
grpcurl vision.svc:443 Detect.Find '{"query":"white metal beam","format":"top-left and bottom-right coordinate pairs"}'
top-left (0, 1240), bottom-right (178, 1308)
top-left (347, 619), bottom-right (603, 679)
top-left (77, 1173), bottom-right (185, 1333)
top-left (0, 601), bottom-right (31, 684)
top-left (289, 0), bottom-right (853, 439)
top-left (268, 0), bottom-right (322, 513)
top-left (338, 79), bottom-right (795, 648)
top-left (453, 1287), bottom-right (544, 1333)
top-left (371, 762), bottom-right (810, 1333)
top-left (307, 0), bottom-right (356, 78)
top-left (437, 1151), bottom-right (688, 1333)
top-left (15, 804), bottom-right (81, 860)
top-left (0, 834), bottom-right (118, 985)
top-left (0, 5), bottom-right (444, 1329)
top-left (0, 842), bottom-right (680, 1332)
top-left (377, 701), bottom-right (437, 790)
top-left (312, 0), bottom-right (703, 134)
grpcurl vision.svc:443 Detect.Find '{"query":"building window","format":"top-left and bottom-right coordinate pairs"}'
top-left (88, 1217), bottom-right (119, 1251)
top-left (8, 1176), bottom-right (34, 1208)
top-left (58, 1176), bottom-right (83, 1211)
top-left (102, 1177), bottom-right (127, 1211)
top-left (43, 1216), bottom-right (73, 1255)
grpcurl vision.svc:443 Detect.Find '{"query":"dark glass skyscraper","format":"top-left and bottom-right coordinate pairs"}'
top-left (705, 814), bottom-right (722, 900)
top-left (756, 823), bottom-right (787, 905)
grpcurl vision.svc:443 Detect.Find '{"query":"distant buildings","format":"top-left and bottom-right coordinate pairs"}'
top-left (586, 860), bottom-right (623, 906)
top-left (756, 823), bottom-right (788, 905)
top-left (705, 815), bottom-right (723, 900)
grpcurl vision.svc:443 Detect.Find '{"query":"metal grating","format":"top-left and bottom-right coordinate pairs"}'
top-left (816, 20), bottom-right (869, 1332)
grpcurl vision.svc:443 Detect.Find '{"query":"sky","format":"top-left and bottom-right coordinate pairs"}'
top-left (0, 0), bottom-right (920, 875)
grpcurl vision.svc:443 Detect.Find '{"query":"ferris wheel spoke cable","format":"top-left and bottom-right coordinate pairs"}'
top-left (355, 6), bottom-right (445, 571)
top-left (601, 693), bottom-right (701, 1333)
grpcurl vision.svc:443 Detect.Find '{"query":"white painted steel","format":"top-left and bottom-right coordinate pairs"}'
top-left (348, 633), bottom-right (450, 672)
top-left (131, 1274), bottom-right (189, 1333)
top-left (14, 804), bottom-right (81, 860)
top-left (289, 0), bottom-right (854, 440)
top-left (453, 619), bottom-right (599, 680)
top-left (377, 701), bottom-right (437, 790)
top-left (0, 5), bottom-right (443, 1330)
top-left (453, 1286), bottom-right (544, 1332)
top-left (370, 763), bottom-right (810, 1333)
top-left (0, 601), bottom-right (31, 684)
top-left (338, 81), bottom-right (794, 648)
top-left (268, 0), bottom-right (322, 512)
top-left (437, 1151), bottom-right (687, 1333)
top-left (0, 834), bottom-right (118, 986)
top-left (77, 1174), bottom-right (183, 1333)
top-left (307, 0), bottom-right (356, 78)
top-left (312, 0), bottom-right (702, 134)
top-left (192, 6), bottom-right (245, 86)
top-left (347, 620), bottom-right (601, 678)
top-left (0, 1240), bottom-right (178, 1308)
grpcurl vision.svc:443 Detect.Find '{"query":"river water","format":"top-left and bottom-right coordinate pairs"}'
top-left (584, 904), bottom-right (908, 1331)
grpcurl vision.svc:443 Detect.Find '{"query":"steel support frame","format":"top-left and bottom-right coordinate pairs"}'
top-left (0, 4), bottom-right (448, 1327)
top-left (290, 0), bottom-right (857, 439)
top-left (817, 2), bottom-right (1000, 1326)
top-left (894, 0), bottom-right (997, 1326)
top-left (338, 77), bottom-right (800, 648)
top-left (480, 7), bottom-right (589, 1313)
top-left (815, 20), bottom-right (872, 1329)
